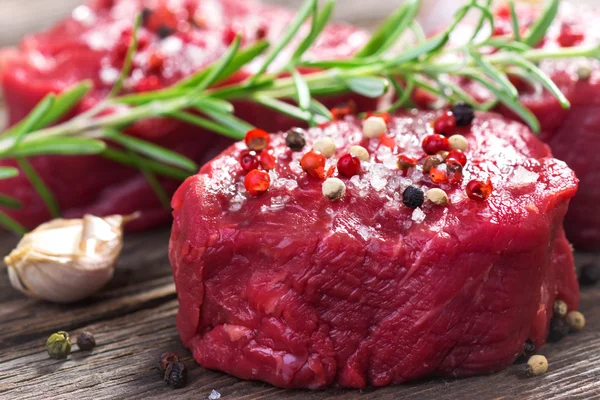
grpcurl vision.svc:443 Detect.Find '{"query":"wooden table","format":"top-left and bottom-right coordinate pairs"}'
top-left (1, 0), bottom-right (600, 399)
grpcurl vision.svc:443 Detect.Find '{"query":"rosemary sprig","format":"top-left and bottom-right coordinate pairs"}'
top-left (0, 0), bottom-right (598, 234)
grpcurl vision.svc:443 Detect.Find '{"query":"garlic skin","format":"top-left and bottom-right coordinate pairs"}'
top-left (4, 214), bottom-right (134, 304)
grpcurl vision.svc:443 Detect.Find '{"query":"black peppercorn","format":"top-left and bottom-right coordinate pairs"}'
top-left (450, 103), bottom-right (475, 127)
top-left (164, 361), bottom-right (187, 389)
top-left (285, 128), bottom-right (306, 152)
top-left (141, 8), bottom-right (152, 25)
top-left (403, 186), bottom-right (425, 209)
top-left (547, 317), bottom-right (570, 342)
top-left (579, 262), bottom-right (600, 286)
top-left (157, 25), bottom-right (176, 39)
top-left (158, 352), bottom-right (180, 375)
top-left (76, 331), bottom-right (96, 351)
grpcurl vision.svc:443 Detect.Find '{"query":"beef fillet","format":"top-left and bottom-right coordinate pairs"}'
top-left (0, 0), bottom-right (373, 230)
top-left (169, 110), bottom-right (579, 388)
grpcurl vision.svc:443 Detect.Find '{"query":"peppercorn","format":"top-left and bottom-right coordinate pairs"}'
top-left (466, 179), bottom-right (493, 201)
top-left (239, 150), bottom-right (259, 172)
top-left (322, 178), bottom-right (346, 201)
top-left (245, 129), bottom-right (270, 152)
top-left (337, 154), bottom-right (361, 178)
top-left (403, 186), bottom-right (425, 209)
top-left (76, 331), bottom-right (96, 351)
top-left (426, 188), bottom-right (449, 206)
top-left (285, 128), bottom-right (306, 151)
top-left (579, 262), bottom-right (600, 286)
top-left (422, 134), bottom-right (450, 155)
top-left (526, 355), bottom-right (548, 377)
top-left (349, 145), bottom-right (369, 162)
top-left (553, 299), bottom-right (568, 318)
top-left (363, 116), bottom-right (388, 139)
top-left (46, 331), bottom-right (72, 359)
top-left (244, 169), bottom-right (271, 196)
top-left (141, 8), bottom-right (153, 25)
top-left (158, 352), bottom-right (180, 375)
top-left (566, 311), bottom-right (585, 332)
top-left (422, 155), bottom-right (442, 173)
top-left (157, 25), bottom-right (176, 39)
top-left (450, 103), bottom-right (475, 127)
top-left (313, 137), bottom-right (336, 158)
top-left (398, 154), bottom-right (418, 173)
top-left (432, 112), bottom-right (456, 136)
top-left (547, 317), bottom-right (570, 342)
top-left (164, 361), bottom-right (187, 389)
top-left (521, 339), bottom-right (536, 359)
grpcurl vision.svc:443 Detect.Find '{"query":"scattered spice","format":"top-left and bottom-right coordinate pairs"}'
top-left (208, 389), bottom-right (222, 400)
top-left (448, 135), bottom-right (469, 151)
top-left (337, 154), bottom-right (361, 178)
top-left (158, 352), bottom-right (180, 374)
top-left (526, 355), bottom-right (548, 377)
top-left (398, 154), bottom-right (418, 173)
top-left (362, 116), bottom-right (388, 139)
top-left (576, 63), bottom-right (592, 80)
top-left (244, 170), bottom-right (271, 196)
top-left (349, 145), bottom-right (369, 161)
top-left (259, 151), bottom-right (277, 171)
top-left (245, 129), bottom-right (270, 151)
top-left (76, 332), bottom-right (96, 351)
top-left (557, 23), bottom-right (584, 48)
top-left (466, 179), bottom-right (493, 201)
top-left (521, 340), bottom-right (536, 359)
top-left (301, 151), bottom-right (326, 179)
top-left (547, 317), bottom-right (570, 342)
top-left (331, 101), bottom-right (356, 120)
top-left (402, 186), bottom-right (425, 209)
top-left (313, 137), bottom-right (336, 158)
top-left (422, 134), bottom-right (450, 155)
top-left (322, 178), bottom-right (346, 201)
top-left (157, 25), bottom-right (176, 39)
top-left (553, 299), bottom-right (568, 318)
top-left (285, 128), bottom-right (306, 151)
top-left (432, 111), bottom-right (456, 136)
top-left (446, 160), bottom-right (464, 184)
top-left (579, 262), bottom-right (600, 286)
top-left (430, 165), bottom-right (449, 184)
top-left (566, 311), bottom-right (585, 332)
top-left (240, 150), bottom-right (259, 172)
top-left (422, 155), bottom-right (442, 173)
top-left (164, 361), bottom-right (187, 389)
top-left (450, 103), bottom-right (475, 127)
top-left (46, 331), bottom-right (72, 359)
top-left (446, 149), bottom-right (467, 167)
top-left (426, 188), bottom-right (449, 206)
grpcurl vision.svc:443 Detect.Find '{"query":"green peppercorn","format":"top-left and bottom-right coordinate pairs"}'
top-left (164, 361), bottom-right (187, 389)
top-left (76, 332), bottom-right (96, 351)
top-left (46, 331), bottom-right (72, 359)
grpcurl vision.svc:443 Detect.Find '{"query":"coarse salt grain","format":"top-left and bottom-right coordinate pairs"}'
top-left (208, 389), bottom-right (221, 400)
top-left (411, 207), bottom-right (426, 223)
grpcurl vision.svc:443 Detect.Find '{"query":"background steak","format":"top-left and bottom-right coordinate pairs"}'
top-left (0, 0), bottom-right (373, 230)
top-left (169, 110), bottom-right (579, 388)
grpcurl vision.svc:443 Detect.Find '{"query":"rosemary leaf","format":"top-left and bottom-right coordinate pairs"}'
top-left (32, 81), bottom-right (92, 130)
top-left (0, 194), bottom-right (22, 210)
top-left (0, 212), bottom-right (27, 235)
top-left (109, 13), bottom-right (142, 98)
top-left (291, 68), bottom-right (311, 111)
top-left (483, 37), bottom-right (530, 52)
top-left (388, 32), bottom-right (449, 66)
top-left (194, 97), bottom-right (235, 114)
top-left (524, 0), bottom-right (559, 47)
top-left (469, 0), bottom-right (493, 42)
top-left (374, 0), bottom-right (421, 56)
top-left (343, 76), bottom-right (389, 98)
top-left (300, 59), bottom-right (376, 69)
top-left (102, 148), bottom-right (191, 180)
top-left (410, 21), bottom-right (426, 43)
top-left (309, 99), bottom-right (333, 120)
top-left (9, 138), bottom-right (106, 158)
top-left (4, 95), bottom-right (55, 148)
top-left (17, 158), bottom-right (60, 218)
top-left (291, 0), bottom-right (335, 62)
top-left (104, 129), bottom-right (198, 172)
top-left (465, 3), bottom-right (495, 44)
top-left (251, 0), bottom-right (317, 80)
top-left (253, 96), bottom-right (328, 124)
top-left (0, 167), bottom-right (19, 179)
top-left (191, 36), bottom-right (242, 95)
top-left (169, 111), bottom-right (243, 139)
top-left (388, 76), bottom-right (415, 112)
top-left (469, 49), bottom-right (518, 99)
top-left (203, 109), bottom-right (255, 136)
top-left (508, 0), bottom-right (521, 42)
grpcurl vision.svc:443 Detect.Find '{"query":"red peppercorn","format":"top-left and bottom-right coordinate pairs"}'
top-left (337, 154), bottom-right (361, 178)
top-left (331, 101), bottom-right (356, 121)
top-left (260, 151), bottom-right (276, 171)
top-left (240, 150), bottom-right (259, 172)
top-left (366, 111), bottom-right (392, 124)
top-left (147, 51), bottom-right (165, 73)
top-left (430, 165), bottom-right (449, 184)
top-left (446, 149), bottom-right (467, 167)
top-left (379, 134), bottom-right (396, 149)
top-left (245, 129), bottom-right (270, 151)
top-left (432, 112), bottom-right (457, 136)
top-left (422, 134), bottom-right (450, 155)
top-left (223, 26), bottom-right (239, 45)
top-left (557, 24), bottom-right (584, 48)
top-left (301, 151), bottom-right (326, 179)
top-left (398, 154), bottom-right (417, 174)
top-left (244, 169), bottom-right (271, 196)
top-left (466, 179), bottom-right (493, 201)
top-left (446, 160), bottom-right (464, 184)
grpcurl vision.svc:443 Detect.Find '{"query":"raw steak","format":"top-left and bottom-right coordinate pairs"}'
top-left (448, 2), bottom-right (600, 250)
top-left (169, 110), bottom-right (579, 388)
top-left (0, 0), bottom-right (373, 230)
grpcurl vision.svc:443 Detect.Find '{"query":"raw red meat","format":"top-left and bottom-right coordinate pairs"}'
top-left (169, 110), bottom-right (579, 388)
top-left (0, 0), bottom-right (373, 230)
top-left (441, 2), bottom-right (600, 250)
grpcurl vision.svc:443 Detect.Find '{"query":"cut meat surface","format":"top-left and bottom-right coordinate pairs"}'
top-left (442, 2), bottom-right (600, 250)
top-left (169, 110), bottom-right (579, 388)
top-left (0, 0), bottom-right (373, 230)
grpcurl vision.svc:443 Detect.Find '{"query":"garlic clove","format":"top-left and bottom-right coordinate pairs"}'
top-left (4, 213), bottom-right (136, 304)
